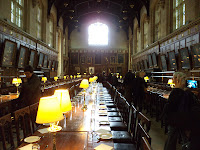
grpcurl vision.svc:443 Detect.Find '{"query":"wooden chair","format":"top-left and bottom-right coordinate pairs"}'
top-left (141, 137), bottom-right (153, 150)
top-left (110, 96), bottom-right (129, 131)
top-left (14, 106), bottom-right (32, 146)
top-left (29, 102), bottom-right (39, 133)
top-left (0, 113), bottom-right (15, 150)
top-left (135, 123), bottom-right (151, 150)
top-left (112, 104), bottom-right (138, 150)
top-left (138, 112), bottom-right (151, 132)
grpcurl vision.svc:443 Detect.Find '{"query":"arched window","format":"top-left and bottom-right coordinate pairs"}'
top-left (173, 0), bottom-right (185, 30)
top-left (154, 4), bottom-right (161, 42)
top-left (143, 19), bottom-right (148, 48)
top-left (136, 28), bottom-right (140, 53)
top-left (11, 0), bottom-right (24, 28)
top-left (36, 5), bottom-right (42, 39)
top-left (49, 17), bottom-right (54, 47)
top-left (88, 22), bottom-right (108, 46)
top-left (63, 37), bottom-right (66, 55)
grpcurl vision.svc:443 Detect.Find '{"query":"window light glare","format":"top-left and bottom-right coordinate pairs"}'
top-left (88, 22), bottom-right (108, 46)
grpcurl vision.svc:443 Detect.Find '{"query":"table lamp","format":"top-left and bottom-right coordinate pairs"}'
top-left (54, 77), bottom-right (58, 81)
top-left (144, 76), bottom-right (149, 82)
top-left (168, 79), bottom-right (175, 88)
top-left (54, 89), bottom-right (72, 113)
top-left (70, 75), bottom-right (73, 79)
top-left (79, 79), bottom-right (89, 111)
top-left (12, 78), bottom-right (22, 95)
top-left (41, 77), bottom-right (47, 88)
top-left (120, 76), bottom-right (122, 79)
top-left (64, 76), bottom-right (66, 80)
top-left (36, 96), bottom-right (64, 150)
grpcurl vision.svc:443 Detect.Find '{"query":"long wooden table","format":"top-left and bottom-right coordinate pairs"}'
top-left (18, 84), bottom-right (114, 150)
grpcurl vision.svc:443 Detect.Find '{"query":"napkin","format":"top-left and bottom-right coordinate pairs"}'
top-left (18, 144), bottom-right (33, 150)
top-left (38, 128), bottom-right (49, 134)
top-left (94, 144), bottom-right (113, 150)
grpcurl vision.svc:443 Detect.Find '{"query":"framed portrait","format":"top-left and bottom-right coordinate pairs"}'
top-left (43, 55), bottom-right (48, 68)
top-left (48, 60), bottom-right (52, 69)
top-left (148, 54), bottom-right (153, 68)
top-left (168, 50), bottom-right (177, 70)
top-left (118, 54), bottom-right (124, 64)
top-left (80, 56), bottom-right (85, 64)
top-left (52, 61), bottom-right (55, 71)
top-left (160, 54), bottom-right (167, 71)
top-left (38, 52), bottom-right (44, 68)
top-left (18, 45), bottom-right (29, 68)
top-left (29, 50), bottom-right (36, 68)
top-left (71, 53), bottom-right (79, 64)
top-left (89, 67), bottom-right (94, 74)
top-left (178, 47), bottom-right (191, 69)
top-left (87, 57), bottom-right (92, 64)
top-left (191, 43), bottom-right (200, 68)
top-left (117, 67), bottom-right (122, 74)
top-left (144, 59), bottom-right (148, 69)
top-left (95, 54), bottom-right (101, 64)
top-left (1, 39), bottom-right (17, 67)
top-left (110, 56), bottom-right (116, 64)
top-left (152, 52), bottom-right (158, 67)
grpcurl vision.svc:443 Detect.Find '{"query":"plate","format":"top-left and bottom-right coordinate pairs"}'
top-left (99, 105), bottom-right (107, 109)
top-left (99, 121), bottom-right (110, 125)
top-left (99, 133), bottom-right (112, 139)
top-left (24, 136), bottom-right (40, 143)
top-left (96, 129), bottom-right (110, 134)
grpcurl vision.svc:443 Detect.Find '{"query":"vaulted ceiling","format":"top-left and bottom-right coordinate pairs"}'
top-left (48, 0), bottom-right (150, 37)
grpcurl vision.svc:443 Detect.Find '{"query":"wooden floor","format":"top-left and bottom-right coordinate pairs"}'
top-left (141, 109), bottom-right (182, 150)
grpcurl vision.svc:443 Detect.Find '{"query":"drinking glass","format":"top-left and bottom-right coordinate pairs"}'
top-left (32, 143), bottom-right (40, 150)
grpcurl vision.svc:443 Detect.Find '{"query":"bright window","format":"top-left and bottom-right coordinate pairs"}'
top-left (173, 0), bottom-right (185, 30)
top-left (49, 18), bottom-right (53, 47)
top-left (63, 37), bottom-right (66, 55)
top-left (11, 0), bottom-right (24, 28)
top-left (36, 6), bottom-right (42, 39)
top-left (88, 22), bottom-right (108, 46)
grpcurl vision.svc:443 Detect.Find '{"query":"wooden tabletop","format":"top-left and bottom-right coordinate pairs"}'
top-left (17, 84), bottom-right (114, 150)
top-left (0, 94), bottom-right (19, 103)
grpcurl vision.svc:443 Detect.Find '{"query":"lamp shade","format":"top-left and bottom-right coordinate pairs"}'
top-left (64, 76), bottom-right (66, 80)
top-left (144, 76), bottom-right (149, 82)
top-left (89, 77), bottom-right (94, 83)
top-left (12, 78), bottom-right (22, 84)
top-left (54, 77), bottom-right (58, 81)
top-left (168, 79), bottom-right (173, 84)
top-left (79, 79), bottom-right (89, 89)
top-left (54, 89), bottom-right (72, 113)
top-left (41, 77), bottom-right (47, 82)
top-left (36, 96), bottom-right (64, 124)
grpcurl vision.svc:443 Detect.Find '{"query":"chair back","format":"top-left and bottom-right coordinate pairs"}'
top-left (141, 137), bottom-right (153, 150)
top-left (129, 105), bottom-right (137, 138)
top-left (14, 106), bottom-right (32, 146)
top-left (29, 102), bottom-right (39, 132)
top-left (138, 112), bottom-right (151, 132)
top-left (136, 123), bottom-right (151, 150)
top-left (0, 113), bottom-right (15, 150)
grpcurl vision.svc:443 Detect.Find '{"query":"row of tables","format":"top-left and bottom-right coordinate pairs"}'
top-left (18, 83), bottom-right (115, 150)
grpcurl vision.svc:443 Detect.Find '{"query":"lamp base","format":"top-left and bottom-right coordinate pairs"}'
top-left (81, 104), bottom-right (87, 111)
top-left (48, 123), bottom-right (62, 132)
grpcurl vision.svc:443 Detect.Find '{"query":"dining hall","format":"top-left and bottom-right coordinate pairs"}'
top-left (0, 0), bottom-right (200, 150)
